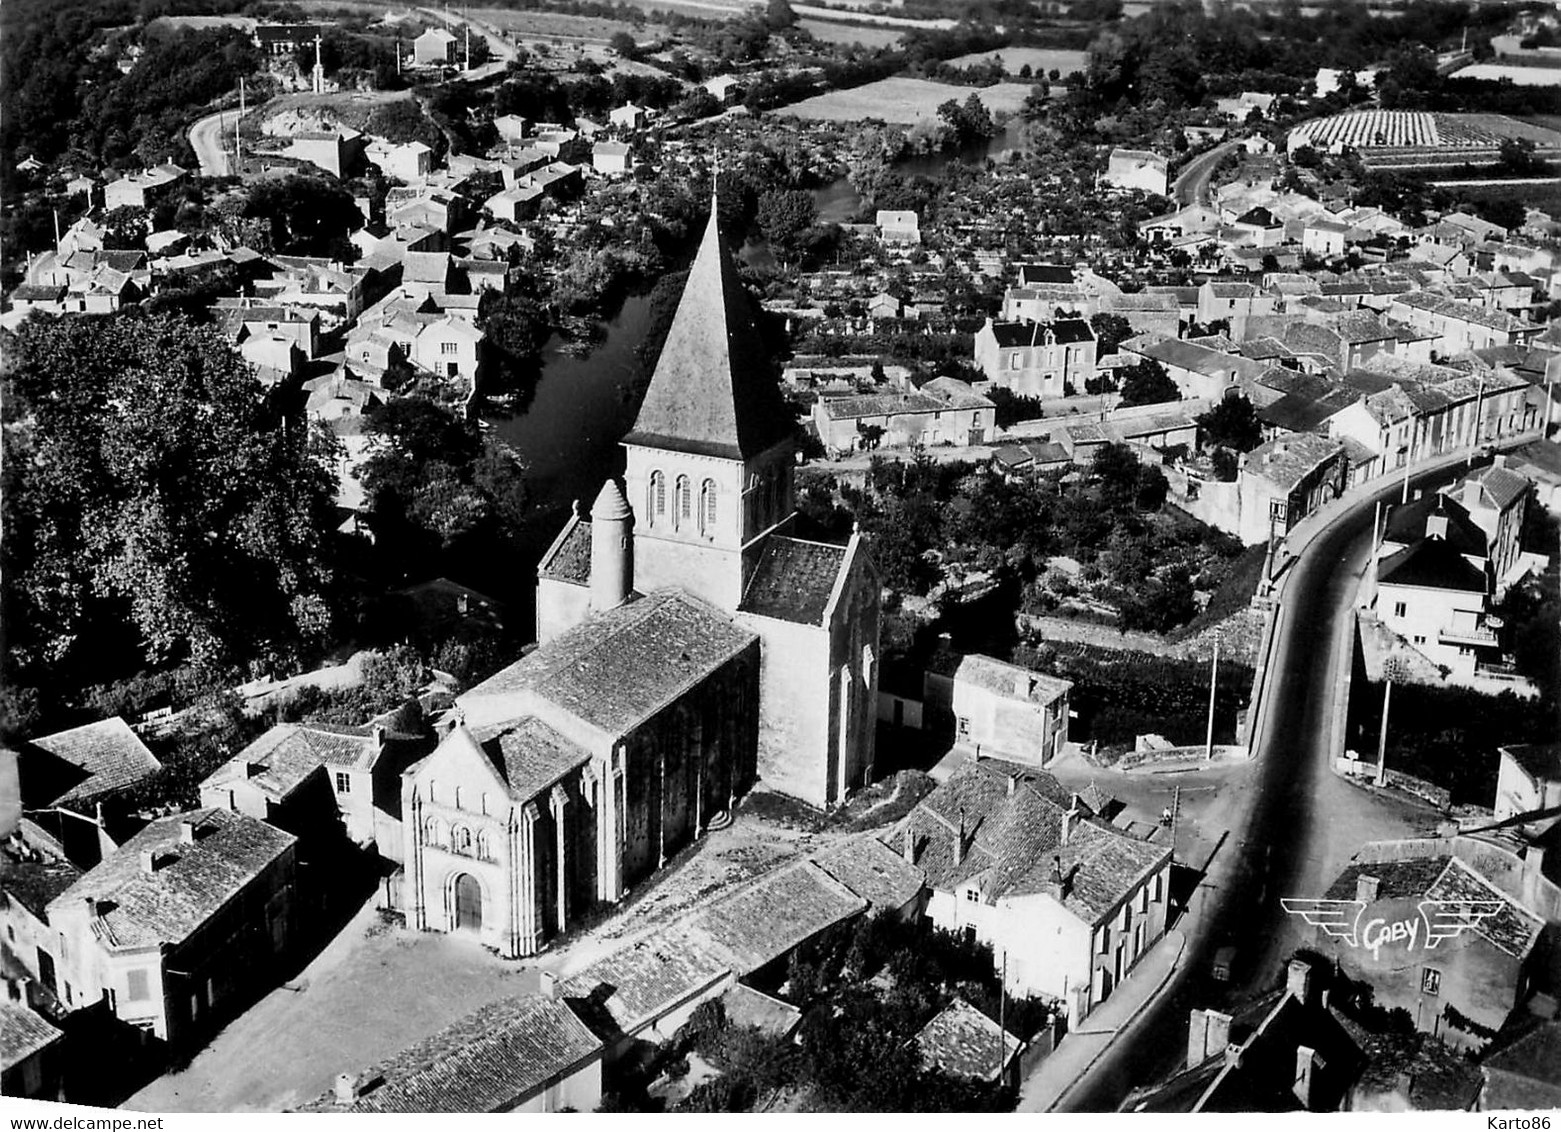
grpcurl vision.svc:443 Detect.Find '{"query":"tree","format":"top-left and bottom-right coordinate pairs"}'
top-left (754, 189), bottom-right (818, 266)
top-left (244, 174), bottom-right (361, 257)
top-left (1498, 137), bottom-right (1544, 177)
top-left (3, 312), bottom-right (338, 680)
top-left (764, 0), bottom-right (798, 29)
top-left (101, 205), bottom-right (150, 250)
top-left (1197, 394), bottom-right (1262, 452)
top-left (1088, 312), bottom-right (1133, 357)
top-left (608, 30), bottom-right (638, 58)
top-left (1118, 358), bottom-right (1181, 407)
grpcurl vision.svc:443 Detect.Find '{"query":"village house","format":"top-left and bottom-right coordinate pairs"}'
top-left (199, 704), bottom-right (431, 860)
top-left (922, 650), bottom-right (1070, 766)
top-left (1308, 855), bottom-right (1544, 1050)
top-left (299, 992), bottom-right (604, 1113)
top-left (876, 210), bottom-right (921, 246)
top-left (1302, 218), bottom-right (1351, 259)
top-left (1, 990), bottom-right (66, 1101)
top-left (1450, 457), bottom-right (1532, 588)
top-left (413, 26), bottom-right (457, 65)
top-left (8, 717), bottom-right (161, 816)
top-left (285, 130), bottom-right (364, 180)
top-left (1389, 292), bottom-right (1541, 356)
top-left (0, 846), bottom-right (81, 998)
top-left (1236, 433), bottom-right (1348, 545)
top-left (1197, 281), bottom-right (1278, 328)
top-left (703, 75), bottom-right (744, 104)
top-left (411, 315), bottom-right (483, 383)
top-left (46, 808), bottom-right (299, 1045)
top-left (103, 164), bottom-right (186, 211)
top-left (915, 998), bottom-right (1025, 1088)
top-left (493, 114), bottom-right (529, 143)
top-left (812, 378), bottom-right (995, 453)
top-left (1127, 336), bottom-right (1271, 402)
top-left (1480, 1022), bottom-right (1561, 1111)
top-left (1374, 520), bottom-right (1498, 681)
top-left (485, 185), bottom-right (543, 224)
top-left (973, 317), bottom-right (1096, 399)
top-left (1103, 149), bottom-right (1169, 197)
top-left (367, 138), bottom-right (433, 183)
top-left (1493, 742), bottom-right (1561, 841)
top-left (591, 141), bottom-right (632, 177)
top-left (609, 103), bottom-right (646, 131)
top-left (218, 301), bottom-right (321, 358)
top-left (892, 758), bottom-right (1171, 1022)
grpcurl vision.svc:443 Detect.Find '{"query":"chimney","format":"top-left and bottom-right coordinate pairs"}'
top-left (1425, 513), bottom-right (1448, 541)
top-left (1062, 795), bottom-right (1082, 844)
top-left (333, 1073), bottom-right (358, 1106)
top-left (538, 970), bottom-right (558, 1000)
top-left (179, 820), bottom-right (198, 845)
top-left (140, 848), bottom-right (160, 874)
top-left (372, 723), bottom-right (386, 748)
top-left (1206, 1010), bottom-right (1232, 1056)
top-left (1293, 1046), bottom-right (1322, 1108)
top-left (1007, 773), bottom-right (1020, 797)
top-left (1355, 873), bottom-right (1380, 903)
top-left (1287, 959), bottom-right (1313, 1005)
top-left (1187, 1008), bottom-right (1212, 1067)
top-left (954, 809), bottom-right (967, 866)
top-left (1525, 846), bottom-right (1546, 881)
top-left (901, 826), bottom-right (916, 864)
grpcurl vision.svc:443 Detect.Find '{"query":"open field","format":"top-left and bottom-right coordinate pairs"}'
top-left (798, 18), bottom-right (905, 46)
top-left (472, 6), bottom-right (644, 43)
top-left (1453, 63), bottom-right (1561, 86)
top-left (946, 46), bottom-right (1087, 75)
top-left (776, 77), bottom-right (1032, 123)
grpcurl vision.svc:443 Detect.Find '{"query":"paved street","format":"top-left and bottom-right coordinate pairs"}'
top-left (189, 109), bottom-right (240, 177)
top-left (1050, 446), bottom-right (1521, 1111)
top-left (1173, 139), bottom-right (1240, 207)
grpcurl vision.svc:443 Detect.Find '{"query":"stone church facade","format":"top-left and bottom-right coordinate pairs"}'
top-left (401, 196), bottom-right (879, 957)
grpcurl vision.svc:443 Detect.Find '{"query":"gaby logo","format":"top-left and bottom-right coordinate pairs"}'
top-left (1280, 897), bottom-right (1505, 962)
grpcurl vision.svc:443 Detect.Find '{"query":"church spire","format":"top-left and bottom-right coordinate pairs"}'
top-left (621, 185), bottom-right (792, 462)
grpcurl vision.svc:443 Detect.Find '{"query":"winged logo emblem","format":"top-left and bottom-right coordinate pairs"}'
top-left (1280, 898), bottom-right (1366, 947)
top-left (1418, 900), bottom-right (1506, 948)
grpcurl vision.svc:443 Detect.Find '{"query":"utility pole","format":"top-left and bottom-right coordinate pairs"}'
top-left (1467, 372), bottom-right (1486, 467)
top-left (237, 77), bottom-right (246, 170)
top-left (1400, 416), bottom-right (1415, 505)
top-left (997, 950), bottom-right (1007, 1086)
top-left (1368, 499), bottom-right (1384, 605)
top-left (1375, 657), bottom-right (1402, 787)
top-left (52, 208), bottom-right (61, 254)
top-left (1204, 636), bottom-right (1220, 761)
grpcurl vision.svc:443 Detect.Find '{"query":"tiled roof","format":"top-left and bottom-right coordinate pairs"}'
top-left (1350, 1028), bottom-right (1482, 1110)
top-left (896, 759), bottom-right (1167, 924)
top-left (458, 590), bottom-right (756, 737)
top-left (925, 649), bottom-right (1070, 706)
top-left (1396, 292), bottom-right (1534, 333)
top-left (1461, 464), bottom-right (1531, 512)
top-left (538, 515), bottom-right (591, 585)
top-left (1377, 538), bottom-right (1487, 593)
top-left (1138, 338), bottom-right (1270, 382)
top-left (817, 391), bottom-right (943, 420)
top-left (1325, 857), bottom-right (1542, 958)
top-left (1383, 493), bottom-right (1486, 558)
top-left (915, 998), bottom-right (1022, 1081)
top-left (562, 926), bottom-right (731, 1039)
top-left (202, 722), bottom-right (372, 800)
top-left (0, 1001), bottom-right (63, 1071)
top-left (688, 860), bottom-right (865, 973)
top-left (26, 717), bottom-right (161, 806)
top-left (812, 834), bottom-right (925, 911)
top-left (1482, 1021), bottom-right (1561, 1111)
top-left (622, 206), bottom-right (793, 461)
top-left (0, 851), bottom-right (82, 919)
top-left (738, 536), bottom-right (847, 626)
top-left (988, 318), bottom-right (1093, 348)
top-left (1242, 433), bottom-right (1343, 492)
top-left (469, 717), bottom-right (590, 803)
top-left (49, 808), bottom-right (295, 950)
top-left (1500, 742), bottom-right (1560, 785)
top-left (721, 983), bottom-right (801, 1037)
top-left (298, 994), bottom-right (600, 1113)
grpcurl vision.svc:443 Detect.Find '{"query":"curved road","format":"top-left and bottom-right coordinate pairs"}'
top-left (190, 109), bottom-right (242, 177)
top-left (1172, 139), bottom-right (1239, 207)
top-left (1059, 456), bottom-right (1496, 1112)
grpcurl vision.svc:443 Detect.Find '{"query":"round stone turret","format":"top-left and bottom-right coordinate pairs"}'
top-left (590, 477), bottom-right (633, 611)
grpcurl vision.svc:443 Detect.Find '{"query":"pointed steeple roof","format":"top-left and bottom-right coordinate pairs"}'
top-left (622, 201), bottom-right (792, 461)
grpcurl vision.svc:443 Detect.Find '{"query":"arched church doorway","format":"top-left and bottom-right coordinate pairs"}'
top-left (453, 873), bottom-right (483, 931)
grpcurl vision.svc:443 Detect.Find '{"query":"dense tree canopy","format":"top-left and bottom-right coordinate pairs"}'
top-left (2, 312), bottom-right (340, 683)
top-left (1118, 358), bottom-right (1181, 407)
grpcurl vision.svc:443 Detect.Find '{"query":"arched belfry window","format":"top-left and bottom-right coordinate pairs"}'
top-left (649, 471), bottom-right (666, 522)
top-left (452, 825), bottom-right (473, 855)
top-left (676, 475), bottom-right (692, 527)
top-left (701, 479), bottom-right (717, 534)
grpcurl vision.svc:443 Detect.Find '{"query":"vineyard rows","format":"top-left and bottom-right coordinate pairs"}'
top-left (1289, 111), bottom-right (1561, 152)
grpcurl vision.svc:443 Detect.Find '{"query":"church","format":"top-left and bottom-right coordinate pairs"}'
top-left (399, 198), bottom-right (882, 958)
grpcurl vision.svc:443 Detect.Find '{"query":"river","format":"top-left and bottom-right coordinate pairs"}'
top-left (484, 120), bottom-right (1026, 613)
